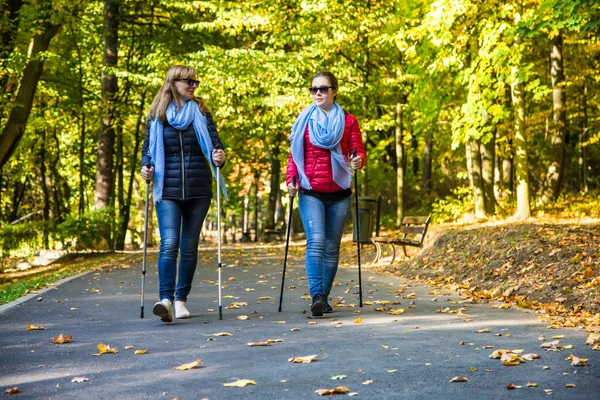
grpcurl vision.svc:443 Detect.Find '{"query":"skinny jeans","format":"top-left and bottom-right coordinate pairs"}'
top-left (155, 198), bottom-right (211, 302)
top-left (298, 192), bottom-right (351, 297)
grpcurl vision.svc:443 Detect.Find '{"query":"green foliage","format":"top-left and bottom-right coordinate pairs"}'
top-left (55, 208), bottom-right (117, 251)
top-left (431, 186), bottom-right (474, 223)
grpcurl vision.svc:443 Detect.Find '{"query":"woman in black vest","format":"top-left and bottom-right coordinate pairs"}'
top-left (141, 65), bottom-right (226, 322)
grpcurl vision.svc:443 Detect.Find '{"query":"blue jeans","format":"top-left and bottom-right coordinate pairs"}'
top-left (298, 193), bottom-right (351, 297)
top-left (155, 198), bottom-right (211, 302)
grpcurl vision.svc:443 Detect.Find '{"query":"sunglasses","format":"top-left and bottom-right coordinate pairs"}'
top-left (309, 86), bottom-right (334, 95)
top-left (175, 78), bottom-right (200, 87)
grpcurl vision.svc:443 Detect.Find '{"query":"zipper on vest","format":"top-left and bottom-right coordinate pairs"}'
top-left (179, 130), bottom-right (186, 201)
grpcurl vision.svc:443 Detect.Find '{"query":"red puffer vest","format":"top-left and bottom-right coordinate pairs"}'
top-left (286, 112), bottom-right (366, 193)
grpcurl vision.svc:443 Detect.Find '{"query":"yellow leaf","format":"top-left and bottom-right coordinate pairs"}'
top-left (388, 308), bottom-right (406, 315)
top-left (551, 335), bottom-right (565, 339)
top-left (475, 328), bottom-right (491, 333)
top-left (527, 382), bottom-right (538, 387)
top-left (174, 359), bottom-right (202, 370)
top-left (96, 344), bottom-right (118, 354)
top-left (288, 354), bottom-right (318, 363)
top-left (570, 355), bottom-right (588, 366)
top-left (362, 380), bottom-right (373, 385)
top-left (71, 377), bottom-right (88, 383)
top-left (248, 341), bottom-right (272, 347)
top-left (566, 384), bottom-right (576, 388)
top-left (26, 324), bottom-right (45, 331)
top-left (502, 361), bottom-right (521, 366)
top-left (228, 277), bottom-right (237, 281)
top-left (354, 318), bottom-right (363, 324)
top-left (257, 296), bottom-right (271, 300)
top-left (290, 328), bottom-right (301, 331)
top-left (134, 349), bottom-right (147, 354)
top-left (275, 321), bottom-right (287, 324)
top-left (52, 334), bottom-right (73, 344)
top-left (237, 315), bottom-right (249, 320)
top-left (315, 386), bottom-right (349, 396)
top-left (489, 349), bottom-right (512, 359)
top-left (386, 369), bottom-right (397, 373)
top-left (382, 345), bottom-right (389, 349)
top-left (124, 346), bottom-right (134, 350)
top-left (449, 376), bottom-right (468, 383)
top-left (212, 332), bottom-right (232, 337)
top-left (223, 379), bottom-right (256, 387)
top-left (585, 333), bottom-right (600, 345)
top-left (522, 354), bottom-right (541, 361)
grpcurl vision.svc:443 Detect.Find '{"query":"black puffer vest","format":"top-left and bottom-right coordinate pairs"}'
top-left (142, 112), bottom-right (222, 201)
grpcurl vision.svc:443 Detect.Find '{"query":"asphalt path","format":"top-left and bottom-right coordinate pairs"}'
top-left (1, 242), bottom-right (598, 399)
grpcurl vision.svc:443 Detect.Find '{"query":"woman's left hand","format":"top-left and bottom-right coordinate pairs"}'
top-left (350, 155), bottom-right (362, 170)
top-left (212, 149), bottom-right (225, 167)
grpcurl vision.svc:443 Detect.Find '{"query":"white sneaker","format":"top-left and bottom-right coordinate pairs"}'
top-left (153, 299), bottom-right (173, 322)
top-left (175, 300), bottom-right (191, 319)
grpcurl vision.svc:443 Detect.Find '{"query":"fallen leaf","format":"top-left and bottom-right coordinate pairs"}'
top-left (223, 379), bottom-right (256, 387)
top-left (290, 328), bottom-right (301, 331)
top-left (4, 387), bottom-right (19, 395)
top-left (52, 334), bottom-right (73, 344)
top-left (388, 308), bottom-right (406, 315)
top-left (506, 383), bottom-right (519, 390)
top-left (26, 324), bottom-right (46, 331)
top-left (71, 377), bottom-right (88, 383)
top-left (134, 349), bottom-right (147, 355)
top-left (175, 359), bottom-right (202, 370)
top-left (386, 369), bottom-right (397, 373)
top-left (551, 335), bottom-right (565, 339)
top-left (315, 386), bottom-right (349, 396)
top-left (354, 318), bottom-right (363, 324)
top-left (522, 354), bottom-right (541, 361)
top-left (237, 315), bottom-right (249, 320)
top-left (449, 376), bottom-right (468, 383)
top-left (527, 382), bottom-right (538, 387)
top-left (489, 349), bottom-right (512, 359)
top-left (570, 355), bottom-right (588, 366)
top-left (212, 332), bottom-right (232, 337)
top-left (257, 296), bottom-right (271, 300)
top-left (475, 328), bottom-right (491, 333)
top-left (585, 333), bottom-right (600, 345)
top-left (288, 355), bottom-right (318, 363)
top-left (566, 384), bottom-right (576, 388)
top-left (544, 389), bottom-right (553, 394)
top-left (275, 321), bottom-right (287, 324)
top-left (362, 380), bottom-right (373, 385)
top-left (95, 343), bottom-right (118, 355)
top-left (331, 375), bottom-right (346, 380)
top-left (124, 345), bottom-right (134, 350)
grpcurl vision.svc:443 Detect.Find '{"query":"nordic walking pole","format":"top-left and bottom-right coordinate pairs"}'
top-left (215, 144), bottom-right (224, 321)
top-left (140, 164), bottom-right (151, 318)
top-left (278, 175), bottom-right (296, 312)
top-left (352, 150), bottom-right (363, 308)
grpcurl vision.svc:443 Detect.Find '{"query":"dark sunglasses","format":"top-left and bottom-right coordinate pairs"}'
top-left (309, 86), bottom-right (334, 95)
top-left (175, 78), bottom-right (200, 87)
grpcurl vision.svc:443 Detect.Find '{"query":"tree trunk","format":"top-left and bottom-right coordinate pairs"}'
top-left (541, 31), bottom-right (567, 204)
top-left (38, 126), bottom-right (50, 249)
top-left (466, 139), bottom-right (486, 219)
top-left (579, 82), bottom-right (588, 193)
top-left (0, 1), bottom-right (60, 170)
top-left (422, 128), bottom-right (432, 193)
top-left (480, 132), bottom-right (496, 215)
top-left (395, 103), bottom-right (404, 226)
top-left (266, 137), bottom-right (282, 229)
top-left (95, 0), bottom-right (120, 209)
top-left (411, 133), bottom-right (419, 176)
top-left (512, 80), bottom-right (530, 220)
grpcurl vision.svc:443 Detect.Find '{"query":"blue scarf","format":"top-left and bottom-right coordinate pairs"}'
top-left (289, 103), bottom-right (349, 190)
top-left (148, 100), bottom-right (227, 203)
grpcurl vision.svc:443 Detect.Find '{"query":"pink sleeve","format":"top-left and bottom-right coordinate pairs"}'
top-left (286, 151), bottom-right (299, 185)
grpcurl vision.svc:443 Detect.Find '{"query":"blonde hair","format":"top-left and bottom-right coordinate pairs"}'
top-left (148, 65), bottom-right (210, 122)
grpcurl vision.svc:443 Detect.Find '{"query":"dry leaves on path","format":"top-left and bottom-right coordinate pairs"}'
top-left (288, 355), bottom-right (318, 363)
top-left (4, 387), bottom-right (20, 395)
top-left (174, 359), bottom-right (202, 370)
top-left (449, 376), bottom-right (468, 383)
top-left (71, 377), bottom-right (88, 383)
top-left (223, 379), bottom-right (256, 387)
top-left (315, 386), bottom-right (350, 396)
top-left (566, 354), bottom-right (588, 366)
top-left (93, 343), bottom-right (118, 356)
top-left (26, 324), bottom-right (45, 330)
top-left (52, 334), bottom-right (73, 344)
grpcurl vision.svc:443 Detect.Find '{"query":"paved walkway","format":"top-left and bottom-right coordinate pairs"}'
top-left (1, 243), bottom-right (598, 399)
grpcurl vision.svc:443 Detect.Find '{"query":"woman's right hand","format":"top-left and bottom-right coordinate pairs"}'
top-left (287, 181), bottom-right (299, 197)
top-left (141, 165), bottom-right (154, 182)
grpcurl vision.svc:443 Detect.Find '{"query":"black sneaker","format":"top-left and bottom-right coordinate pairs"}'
top-left (311, 294), bottom-right (325, 317)
top-left (323, 295), bottom-right (333, 313)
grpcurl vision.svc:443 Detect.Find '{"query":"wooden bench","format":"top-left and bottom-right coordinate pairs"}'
top-left (371, 216), bottom-right (431, 264)
top-left (263, 221), bottom-right (286, 241)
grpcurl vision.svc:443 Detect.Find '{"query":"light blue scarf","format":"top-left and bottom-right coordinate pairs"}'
top-left (148, 100), bottom-right (227, 203)
top-left (289, 103), bottom-right (349, 190)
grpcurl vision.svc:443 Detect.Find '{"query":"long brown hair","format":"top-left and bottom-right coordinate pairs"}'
top-left (148, 65), bottom-right (210, 122)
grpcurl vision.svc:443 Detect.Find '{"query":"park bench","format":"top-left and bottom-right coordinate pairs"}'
top-left (263, 221), bottom-right (286, 241)
top-left (371, 215), bottom-right (431, 264)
